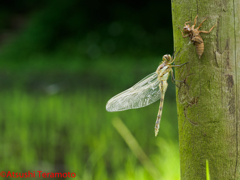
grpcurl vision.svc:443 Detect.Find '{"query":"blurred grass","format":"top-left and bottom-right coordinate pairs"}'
top-left (0, 1), bottom-right (179, 179)
top-left (0, 33), bottom-right (179, 179)
top-left (0, 89), bottom-right (179, 180)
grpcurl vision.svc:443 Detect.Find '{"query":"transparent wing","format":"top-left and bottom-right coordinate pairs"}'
top-left (106, 72), bottom-right (161, 112)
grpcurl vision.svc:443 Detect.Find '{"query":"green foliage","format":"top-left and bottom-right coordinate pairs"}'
top-left (0, 1), bottom-right (179, 179)
top-left (0, 89), bottom-right (179, 179)
top-left (0, 0), bottom-right (173, 62)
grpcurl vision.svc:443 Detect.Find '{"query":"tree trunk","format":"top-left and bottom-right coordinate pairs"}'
top-left (171, 0), bottom-right (240, 179)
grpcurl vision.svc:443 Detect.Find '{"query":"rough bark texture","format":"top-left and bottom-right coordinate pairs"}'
top-left (171, 0), bottom-right (240, 179)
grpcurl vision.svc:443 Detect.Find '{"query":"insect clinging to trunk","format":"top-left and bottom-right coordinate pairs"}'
top-left (106, 51), bottom-right (188, 136)
top-left (180, 15), bottom-right (217, 59)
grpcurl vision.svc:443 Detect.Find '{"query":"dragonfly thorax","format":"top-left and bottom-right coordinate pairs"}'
top-left (156, 63), bottom-right (171, 81)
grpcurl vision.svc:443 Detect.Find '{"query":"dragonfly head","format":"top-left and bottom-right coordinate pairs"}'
top-left (162, 54), bottom-right (172, 62)
top-left (183, 24), bottom-right (191, 34)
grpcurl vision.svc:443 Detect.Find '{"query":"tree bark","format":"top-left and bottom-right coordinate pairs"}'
top-left (171, 0), bottom-right (240, 179)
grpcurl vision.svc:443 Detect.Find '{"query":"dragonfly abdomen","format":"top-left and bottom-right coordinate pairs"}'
top-left (155, 81), bottom-right (168, 136)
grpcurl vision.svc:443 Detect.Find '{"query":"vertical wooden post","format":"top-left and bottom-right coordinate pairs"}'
top-left (171, 0), bottom-right (240, 179)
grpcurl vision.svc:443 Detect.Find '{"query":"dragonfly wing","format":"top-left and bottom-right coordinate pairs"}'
top-left (106, 72), bottom-right (161, 112)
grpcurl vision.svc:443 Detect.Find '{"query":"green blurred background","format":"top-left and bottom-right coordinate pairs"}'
top-left (0, 0), bottom-right (180, 179)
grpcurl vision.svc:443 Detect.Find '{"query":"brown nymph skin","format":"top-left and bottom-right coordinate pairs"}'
top-left (180, 15), bottom-right (217, 59)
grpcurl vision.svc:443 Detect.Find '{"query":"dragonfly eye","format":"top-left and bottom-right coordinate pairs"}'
top-left (162, 54), bottom-right (171, 61)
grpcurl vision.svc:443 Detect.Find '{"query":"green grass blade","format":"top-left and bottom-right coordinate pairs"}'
top-left (206, 159), bottom-right (210, 180)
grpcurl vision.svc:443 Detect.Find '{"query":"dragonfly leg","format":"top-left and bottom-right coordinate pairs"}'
top-left (171, 62), bottom-right (188, 67)
top-left (199, 23), bottom-right (217, 33)
top-left (173, 48), bottom-right (176, 57)
top-left (171, 48), bottom-right (182, 63)
top-left (196, 17), bottom-right (207, 30)
top-left (171, 48), bottom-right (177, 61)
top-left (193, 14), bottom-right (198, 28)
top-left (171, 69), bottom-right (189, 88)
top-left (171, 70), bottom-right (180, 88)
top-left (185, 21), bottom-right (191, 26)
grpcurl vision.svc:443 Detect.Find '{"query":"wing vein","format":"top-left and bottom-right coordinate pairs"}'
top-left (106, 72), bottom-right (161, 112)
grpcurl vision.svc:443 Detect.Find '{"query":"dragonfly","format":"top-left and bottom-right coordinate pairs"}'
top-left (106, 53), bottom-right (187, 136)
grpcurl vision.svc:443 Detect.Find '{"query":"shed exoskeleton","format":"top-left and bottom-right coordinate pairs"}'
top-left (180, 15), bottom-right (217, 59)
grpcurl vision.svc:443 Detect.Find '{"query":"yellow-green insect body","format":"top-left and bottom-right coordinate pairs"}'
top-left (106, 54), bottom-right (187, 136)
